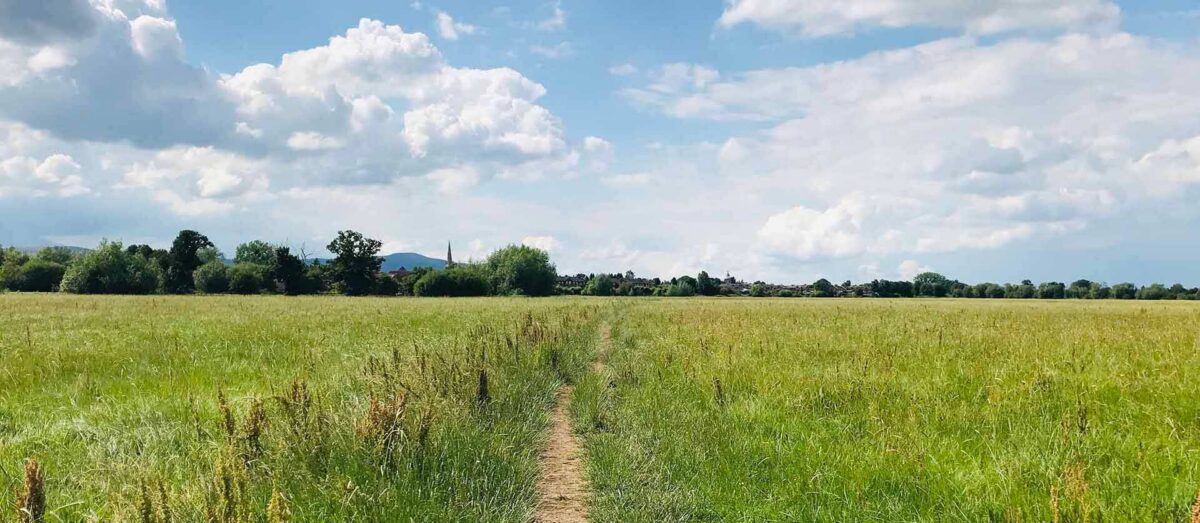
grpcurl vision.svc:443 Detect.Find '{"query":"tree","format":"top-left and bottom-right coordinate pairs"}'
top-left (811, 278), bottom-right (834, 297)
top-left (373, 273), bottom-right (400, 296)
top-left (486, 245), bottom-right (557, 296)
top-left (1110, 283), bottom-right (1137, 299)
top-left (235, 240), bottom-right (275, 266)
top-left (696, 271), bottom-right (719, 296)
top-left (126, 244), bottom-right (170, 273)
top-left (749, 282), bottom-right (767, 297)
top-left (667, 276), bottom-right (697, 297)
top-left (326, 230), bottom-right (383, 296)
top-left (193, 262), bottom-right (229, 293)
top-left (871, 279), bottom-right (913, 298)
top-left (1006, 282), bottom-right (1036, 299)
top-left (166, 230), bottom-right (214, 293)
top-left (413, 266), bottom-right (489, 297)
top-left (1136, 283), bottom-right (1169, 300)
top-left (582, 274), bottom-right (614, 296)
top-left (912, 272), bottom-right (950, 297)
top-left (0, 247), bottom-right (28, 290)
top-left (397, 267), bottom-right (432, 296)
top-left (1067, 279), bottom-right (1093, 299)
top-left (1168, 283), bottom-right (1187, 299)
top-left (270, 246), bottom-right (311, 295)
top-left (1037, 282), bottom-right (1066, 299)
top-left (34, 247), bottom-right (75, 265)
top-left (197, 246), bottom-right (223, 265)
top-left (14, 259), bottom-right (67, 292)
top-left (60, 241), bottom-right (162, 294)
top-left (228, 263), bottom-right (267, 294)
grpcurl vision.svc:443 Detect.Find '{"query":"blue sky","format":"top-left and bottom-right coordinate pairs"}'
top-left (1, 0), bottom-right (1199, 285)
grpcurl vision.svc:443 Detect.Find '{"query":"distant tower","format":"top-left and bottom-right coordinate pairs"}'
top-left (446, 241), bottom-right (454, 268)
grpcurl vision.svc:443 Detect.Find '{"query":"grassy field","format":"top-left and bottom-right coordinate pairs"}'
top-left (573, 299), bottom-right (1200, 521)
top-left (3, 295), bottom-right (1200, 521)
top-left (0, 294), bottom-right (603, 521)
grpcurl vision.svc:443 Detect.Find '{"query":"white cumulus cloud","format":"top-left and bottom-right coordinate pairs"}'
top-left (719, 0), bottom-right (1120, 37)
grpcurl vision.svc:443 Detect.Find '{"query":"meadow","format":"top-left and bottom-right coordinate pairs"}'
top-left (0, 294), bottom-right (603, 521)
top-left (574, 299), bottom-right (1200, 521)
top-left (2, 295), bottom-right (1199, 521)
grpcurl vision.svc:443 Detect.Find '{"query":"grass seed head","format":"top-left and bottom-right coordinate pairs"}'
top-left (17, 458), bottom-right (45, 523)
top-left (267, 486), bottom-right (291, 523)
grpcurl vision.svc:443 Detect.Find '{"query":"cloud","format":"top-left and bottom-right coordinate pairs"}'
top-left (626, 33), bottom-right (1200, 268)
top-left (897, 260), bottom-right (932, 280)
top-left (608, 63), bottom-right (637, 76)
top-left (602, 172), bottom-right (651, 188)
top-left (530, 41), bottom-right (573, 59)
top-left (426, 166), bottom-right (480, 194)
top-left (719, 0), bottom-right (1121, 37)
top-left (434, 11), bottom-right (477, 41)
top-left (0, 0), bottom-right (99, 45)
top-left (0, 4), bottom-right (599, 248)
top-left (536, 1), bottom-right (567, 31)
top-left (521, 235), bottom-right (561, 253)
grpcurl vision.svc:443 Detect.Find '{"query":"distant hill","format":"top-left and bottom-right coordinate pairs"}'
top-left (380, 252), bottom-right (447, 271)
top-left (13, 245), bottom-right (90, 255)
top-left (308, 252), bottom-right (447, 271)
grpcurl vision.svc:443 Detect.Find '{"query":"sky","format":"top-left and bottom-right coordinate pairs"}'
top-left (1, 0), bottom-right (1199, 285)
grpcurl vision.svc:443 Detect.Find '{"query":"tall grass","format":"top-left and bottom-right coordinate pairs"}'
top-left (0, 294), bottom-right (600, 521)
top-left (573, 298), bottom-right (1200, 521)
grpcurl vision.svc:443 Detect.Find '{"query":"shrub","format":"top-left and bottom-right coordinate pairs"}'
top-left (228, 263), bottom-right (267, 294)
top-left (373, 273), bottom-right (400, 296)
top-left (582, 274), bottom-right (614, 296)
top-left (666, 277), bottom-right (697, 297)
top-left (413, 266), bottom-right (489, 297)
top-left (194, 261), bottom-right (230, 293)
top-left (14, 259), bottom-right (67, 292)
top-left (486, 245), bottom-right (557, 296)
top-left (60, 241), bottom-right (162, 294)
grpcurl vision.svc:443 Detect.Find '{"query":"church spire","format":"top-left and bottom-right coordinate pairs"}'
top-left (446, 241), bottom-right (454, 268)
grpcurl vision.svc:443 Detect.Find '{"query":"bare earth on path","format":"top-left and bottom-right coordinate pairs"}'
top-left (533, 325), bottom-right (610, 522)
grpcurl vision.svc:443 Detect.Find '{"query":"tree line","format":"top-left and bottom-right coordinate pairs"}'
top-left (564, 270), bottom-right (1200, 300)
top-left (0, 230), bottom-right (558, 297)
top-left (2, 231), bottom-right (1196, 300)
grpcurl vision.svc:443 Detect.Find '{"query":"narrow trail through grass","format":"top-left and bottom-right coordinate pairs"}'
top-left (533, 324), bottom-right (610, 522)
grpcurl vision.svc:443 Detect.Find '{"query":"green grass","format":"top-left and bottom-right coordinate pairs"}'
top-left (0, 294), bottom-right (602, 521)
top-left (4, 295), bottom-right (1200, 521)
top-left (572, 298), bottom-right (1200, 521)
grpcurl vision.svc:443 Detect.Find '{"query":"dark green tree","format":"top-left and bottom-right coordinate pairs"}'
top-left (193, 262), bottom-right (229, 293)
top-left (413, 266), bottom-right (489, 297)
top-left (912, 272), bottom-right (950, 297)
top-left (667, 276), bottom-right (697, 297)
top-left (270, 246), bottom-right (311, 295)
top-left (373, 273), bottom-right (400, 296)
top-left (696, 271), bottom-right (719, 296)
top-left (228, 263), bottom-right (267, 294)
top-left (14, 259), bottom-right (67, 292)
top-left (811, 278), bottom-right (834, 297)
top-left (1110, 282), bottom-right (1137, 299)
top-left (1037, 282), bottom-right (1066, 299)
top-left (166, 230), bottom-right (214, 293)
top-left (326, 230), bottom-right (383, 296)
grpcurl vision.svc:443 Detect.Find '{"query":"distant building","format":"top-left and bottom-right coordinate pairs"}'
top-left (446, 242), bottom-right (454, 268)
